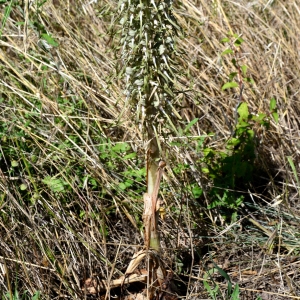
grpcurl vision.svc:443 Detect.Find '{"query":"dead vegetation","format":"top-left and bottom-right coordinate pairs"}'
top-left (0, 0), bottom-right (300, 299)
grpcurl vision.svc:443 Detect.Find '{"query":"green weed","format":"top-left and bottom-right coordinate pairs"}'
top-left (199, 34), bottom-right (278, 219)
top-left (2, 290), bottom-right (40, 300)
top-left (203, 262), bottom-right (239, 300)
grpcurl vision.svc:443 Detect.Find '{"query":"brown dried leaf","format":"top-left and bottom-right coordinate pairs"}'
top-left (82, 272), bottom-right (147, 294)
top-left (125, 250), bottom-right (147, 275)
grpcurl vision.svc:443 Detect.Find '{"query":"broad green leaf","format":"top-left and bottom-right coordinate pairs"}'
top-left (204, 267), bottom-right (218, 278)
top-left (221, 48), bottom-right (233, 56)
top-left (222, 81), bottom-right (238, 90)
top-left (234, 37), bottom-right (244, 46)
top-left (272, 112), bottom-right (279, 123)
top-left (112, 142), bottom-right (130, 152)
top-left (118, 182), bottom-right (127, 190)
top-left (124, 152), bottom-right (137, 159)
top-left (203, 148), bottom-right (215, 157)
top-left (41, 33), bottom-right (58, 47)
top-left (270, 97), bottom-right (277, 110)
top-left (229, 72), bottom-right (237, 81)
top-left (11, 160), bottom-right (18, 167)
top-left (257, 113), bottom-right (266, 121)
top-left (243, 77), bottom-right (255, 84)
top-left (236, 120), bottom-right (250, 128)
top-left (192, 186), bottom-right (203, 198)
top-left (42, 176), bottom-right (66, 193)
top-left (196, 136), bottom-right (206, 150)
top-left (89, 178), bottom-right (97, 188)
top-left (119, 179), bottom-right (133, 190)
top-left (227, 138), bottom-right (240, 147)
top-left (231, 211), bottom-right (238, 223)
top-left (241, 65), bottom-right (248, 76)
top-left (221, 37), bottom-right (230, 43)
top-left (203, 281), bottom-right (215, 298)
top-left (247, 129), bottom-right (255, 138)
top-left (20, 184), bottom-right (27, 190)
top-left (184, 118), bottom-right (199, 133)
top-left (237, 102), bottom-right (249, 120)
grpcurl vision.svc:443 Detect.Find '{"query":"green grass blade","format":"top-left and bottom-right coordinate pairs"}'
top-left (287, 156), bottom-right (300, 192)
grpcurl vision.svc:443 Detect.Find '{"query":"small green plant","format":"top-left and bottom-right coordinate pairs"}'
top-left (203, 262), bottom-right (239, 300)
top-left (3, 290), bottom-right (40, 300)
top-left (0, 0), bottom-right (13, 40)
top-left (287, 156), bottom-right (300, 195)
top-left (202, 99), bottom-right (278, 218)
top-left (98, 139), bottom-right (146, 195)
top-left (200, 33), bottom-right (279, 219)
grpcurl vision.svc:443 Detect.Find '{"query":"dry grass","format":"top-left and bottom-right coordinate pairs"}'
top-left (0, 0), bottom-right (300, 299)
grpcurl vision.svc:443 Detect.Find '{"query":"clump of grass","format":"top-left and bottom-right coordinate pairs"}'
top-left (0, 0), bottom-right (300, 299)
